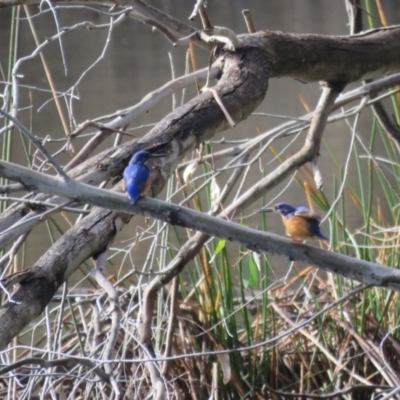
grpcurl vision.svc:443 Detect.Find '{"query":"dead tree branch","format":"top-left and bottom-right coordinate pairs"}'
top-left (1, 3), bottom-right (400, 393)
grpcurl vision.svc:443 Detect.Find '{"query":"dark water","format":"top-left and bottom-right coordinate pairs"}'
top-left (1, 1), bottom-right (399, 277)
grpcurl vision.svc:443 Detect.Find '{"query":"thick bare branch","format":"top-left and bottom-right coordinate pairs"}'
top-left (1, 160), bottom-right (400, 291)
top-left (0, 45), bottom-right (269, 347)
top-left (0, 205), bottom-right (126, 349)
top-left (239, 27), bottom-right (400, 82)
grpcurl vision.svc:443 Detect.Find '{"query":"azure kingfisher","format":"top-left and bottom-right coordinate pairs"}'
top-left (258, 202), bottom-right (328, 242)
top-left (123, 150), bottom-right (167, 204)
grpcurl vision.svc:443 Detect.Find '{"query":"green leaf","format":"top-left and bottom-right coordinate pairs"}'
top-left (214, 239), bottom-right (226, 256)
top-left (241, 253), bottom-right (259, 288)
top-left (249, 254), bottom-right (259, 287)
top-left (252, 252), bottom-right (261, 271)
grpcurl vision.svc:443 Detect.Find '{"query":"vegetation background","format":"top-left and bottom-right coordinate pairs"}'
top-left (1, 0), bottom-right (400, 399)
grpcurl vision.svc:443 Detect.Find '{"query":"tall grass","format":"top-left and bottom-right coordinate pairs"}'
top-left (2, 1), bottom-right (400, 399)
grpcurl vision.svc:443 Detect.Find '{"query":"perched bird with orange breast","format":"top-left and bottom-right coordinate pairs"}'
top-left (122, 150), bottom-right (167, 204)
top-left (258, 202), bottom-right (328, 242)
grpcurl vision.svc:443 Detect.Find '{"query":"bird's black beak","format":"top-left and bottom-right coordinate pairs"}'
top-left (149, 153), bottom-right (168, 158)
top-left (255, 206), bottom-right (275, 213)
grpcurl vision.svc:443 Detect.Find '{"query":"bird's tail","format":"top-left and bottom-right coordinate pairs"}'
top-left (317, 231), bottom-right (329, 241)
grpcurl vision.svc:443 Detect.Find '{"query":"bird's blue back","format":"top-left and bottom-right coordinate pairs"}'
top-left (129, 151), bottom-right (151, 166)
top-left (123, 157), bottom-right (150, 204)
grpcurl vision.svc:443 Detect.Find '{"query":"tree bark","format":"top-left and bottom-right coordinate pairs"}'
top-left (0, 47), bottom-right (269, 348)
top-left (242, 27), bottom-right (400, 82)
top-left (1, 0), bottom-right (400, 350)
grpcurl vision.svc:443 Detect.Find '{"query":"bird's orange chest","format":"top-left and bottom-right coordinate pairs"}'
top-left (143, 174), bottom-right (153, 195)
top-left (281, 215), bottom-right (312, 238)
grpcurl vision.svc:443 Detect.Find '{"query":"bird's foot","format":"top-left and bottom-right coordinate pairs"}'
top-left (291, 237), bottom-right (304, 243)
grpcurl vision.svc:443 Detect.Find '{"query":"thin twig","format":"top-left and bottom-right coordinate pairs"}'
top-left (65, 64), bottom-right (220, 171)
top-left (242, 9), bottom-right (256, 33)
top-left (90, 251), bottom-right (121, 396)
top-left (188, 0), bottom-right (205, 21)
top-left (198, 4), bottom-right (212, 31)
top-left (263, 383), bottom-right (391, 399)
top-left (202, 87), bottom-right (235, 127)
top-left (0, 109), bottom-right (69, 181)
top-left (0, 356), bottom-right (111, 382)
top-left (161, 276), bottom-right (179, 375)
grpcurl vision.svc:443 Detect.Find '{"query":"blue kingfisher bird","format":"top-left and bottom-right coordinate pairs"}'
top-left (258, 202), bottom-right (328, 242)
top-left (123, 150), bottom-right (167, 204)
